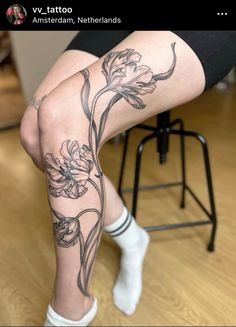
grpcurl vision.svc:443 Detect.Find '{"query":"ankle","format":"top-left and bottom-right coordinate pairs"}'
top-left (51, 293), bottom-right (94, 321)
top-left (123, 226), bottom-right (149, 250)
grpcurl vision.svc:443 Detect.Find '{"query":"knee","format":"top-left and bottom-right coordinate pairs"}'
top-left (37, 95), bottom-right (61, 136)
top-left (37, 79), bottom-right (106, 152)
top-left (20, 109), bottom-right (39, 158)
top-left (37, 86), bottom-right (85, 140)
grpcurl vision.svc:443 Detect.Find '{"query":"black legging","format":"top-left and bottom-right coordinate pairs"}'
top-left (66, 30), bottom-right (236, 90)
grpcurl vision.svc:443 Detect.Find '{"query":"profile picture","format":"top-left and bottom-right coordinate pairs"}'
top-left (6, 4), bottom-right (27, 25)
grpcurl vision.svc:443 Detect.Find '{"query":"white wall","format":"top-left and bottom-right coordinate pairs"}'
top-left (10, 31), bottom-right (77, 102)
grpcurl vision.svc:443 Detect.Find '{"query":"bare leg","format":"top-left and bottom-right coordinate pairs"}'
top-left (21, 31), bottom-right (205, 322)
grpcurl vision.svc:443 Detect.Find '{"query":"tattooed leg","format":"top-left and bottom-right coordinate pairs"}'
top-left (20, 49), bottom-right (124, 229)
top-left (37, 73), bottom-right (109, 321)
top-left (34, 31), bottom-right (205, 323)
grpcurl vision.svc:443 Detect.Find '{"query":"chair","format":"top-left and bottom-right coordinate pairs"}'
top-left (118, 111), bottom-right (217, 251)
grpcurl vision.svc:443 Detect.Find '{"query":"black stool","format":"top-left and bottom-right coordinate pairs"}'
top-left (118, 111), bottom-right (217, 252)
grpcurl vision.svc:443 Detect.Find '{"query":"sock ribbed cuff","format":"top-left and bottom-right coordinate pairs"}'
top-left (44, 297), bottom-right (97, 327)
top-left (104, 206), bottom-right (132, 237)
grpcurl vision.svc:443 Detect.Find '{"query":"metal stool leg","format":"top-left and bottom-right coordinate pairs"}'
top-left (118, 130), bottom-right (130, 201)
top-left (197, 134), bottom-right (217, 252)
top-left (132, 133), bottom-right (158, 218)
top-left (179, 120), bottom-right (187, 209)
top-left (170, 118), bottom-right (187, 209)
top-left (177, 131), bottom-right (217, 252)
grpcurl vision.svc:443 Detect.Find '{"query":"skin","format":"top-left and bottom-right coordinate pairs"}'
top-left (20, 31), bottom-right (205, 320)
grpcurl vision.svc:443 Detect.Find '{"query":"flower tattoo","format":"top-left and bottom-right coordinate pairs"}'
top-left (102, 49), bottom-right (157, 109)
top-left (53, 209), bottom-right (82, 248)
top-left (45, 140), bottom-right (93, 199)
top-left (45, 43), bottom-right (177, 296)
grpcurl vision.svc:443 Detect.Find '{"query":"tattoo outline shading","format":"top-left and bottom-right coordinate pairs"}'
top-left (29, 95), bottom-right (47, 110)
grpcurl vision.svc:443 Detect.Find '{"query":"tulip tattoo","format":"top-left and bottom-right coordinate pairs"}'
top-left (45, 43), bottom-right (177, 296)
top-left (45, 140), bottom-right (93, 198)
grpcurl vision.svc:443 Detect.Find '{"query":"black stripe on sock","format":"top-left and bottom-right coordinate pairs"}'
top-left (107, 211), bottom-right (130, 235)
top-left (111, 215), bottom-right (133, 237)
top-left (108, 214), bottom-right (133, 238)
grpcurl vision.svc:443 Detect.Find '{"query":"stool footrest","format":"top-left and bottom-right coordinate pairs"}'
top-left (121, 181), bottom-right (182, 193)
top-left (144, 220), bottom-right (212, 232)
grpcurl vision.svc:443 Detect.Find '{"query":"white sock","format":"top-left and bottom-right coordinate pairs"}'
top-left (104, 207), bottom-right (150, 315)
top-left (44, 297), bottom-right (97, 326)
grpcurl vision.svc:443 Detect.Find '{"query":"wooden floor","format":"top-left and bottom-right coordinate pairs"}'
top-left (0, 79), bottom-right (236, 326)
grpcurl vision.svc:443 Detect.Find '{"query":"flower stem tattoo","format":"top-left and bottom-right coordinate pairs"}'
top-left (44, 43), bottom-right (177, 296)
